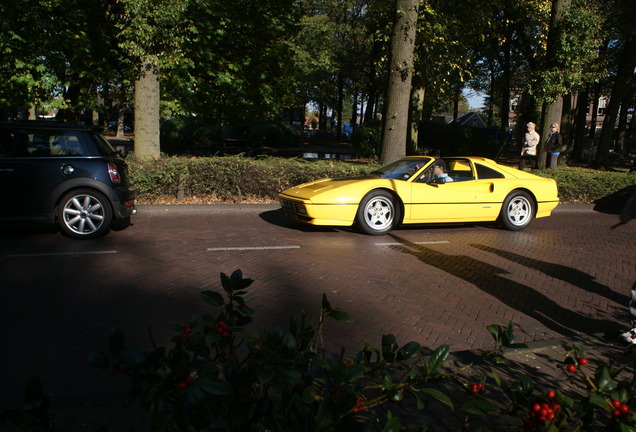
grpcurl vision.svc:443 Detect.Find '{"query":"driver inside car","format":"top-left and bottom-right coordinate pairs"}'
top-left (418, 159), bottom-right (454, 183)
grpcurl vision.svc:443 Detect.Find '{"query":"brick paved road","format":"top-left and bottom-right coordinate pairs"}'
top-left (0, 204), bottom-right (634, 412)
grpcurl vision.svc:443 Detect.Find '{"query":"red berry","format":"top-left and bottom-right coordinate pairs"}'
top-left (566, 364), bottom-right (577, 373)
top-left (185, 375), bottom-right (193, 384)
top-left (532, 403), bottom-right (542, 412)
top-left (178, 381), bottom-right (187, 390)
top-left (613, 409), bottom-right (622, 418)
top-left (547, 390), bottom-right (556, 399)
top-left (620, 404), bottom-right (629, 413)
top-left (578, 357), bottom-right (588, 366)
top-left (612, 400), bottom-right (621, 408)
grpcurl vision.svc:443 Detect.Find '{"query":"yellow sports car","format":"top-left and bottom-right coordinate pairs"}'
top-left (279, 156), bottom-right (559, 235)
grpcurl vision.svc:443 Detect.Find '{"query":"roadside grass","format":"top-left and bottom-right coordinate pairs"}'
top-left (128, 156), bottom-right (636, 207)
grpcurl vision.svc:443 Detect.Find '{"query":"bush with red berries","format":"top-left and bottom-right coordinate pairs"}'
top-left (3, 270), bottom-right (636, 431)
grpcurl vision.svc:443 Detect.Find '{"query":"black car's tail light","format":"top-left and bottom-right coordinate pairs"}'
top-left (107, 162), bottom-right (121, 183)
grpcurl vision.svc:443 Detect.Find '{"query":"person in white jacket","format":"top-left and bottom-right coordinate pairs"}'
top-left (518, 122), bottom-right (540, 171)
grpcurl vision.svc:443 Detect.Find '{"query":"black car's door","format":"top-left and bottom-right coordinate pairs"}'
top-left (0, 130), bottom-right (73, 222)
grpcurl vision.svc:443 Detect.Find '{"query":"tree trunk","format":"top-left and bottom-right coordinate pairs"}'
top-left (408, 86), bottom-right (425, 154)
top-left (380, 0), bottom-right (419, 165)
top-left (134, 59), bottom-right (161, 159)
top-left (337, 74), bottom-right (344, 136)
top-left (537, 0), bottom-right (570, 169)
top-left (593, 31), bottom-right (636, 169)
top-left (538, 97), bottom-right (563, 168)
top-left (588, 90), bottom-right (599, 139)
top-left (499, 39), bottom-right (511, 134)
top-left (572, 90), bottom-right (589, 161)
top-left (615, 88), bottom-right (634, 154)
top-left (560, 94), bottom-right (573, 162)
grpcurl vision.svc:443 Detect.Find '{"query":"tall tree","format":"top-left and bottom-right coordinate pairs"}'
top-left (380, 0), bottom-right (419, 164)
top-left (592, 31), bottom-right (636, 168)
top-left (114, 0), bottom-right (191, 158)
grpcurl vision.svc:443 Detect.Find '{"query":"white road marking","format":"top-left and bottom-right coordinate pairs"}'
top-left (375, 241), bottom-right (450, 246)
top-left (8, 250), bottom-right (118, 258)
top-left (208, 246), bottom-right (301, 251)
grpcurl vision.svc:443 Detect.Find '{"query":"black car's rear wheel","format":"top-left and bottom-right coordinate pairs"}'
top-left (57, 189), bottom-right (112, 239)
top-left (499, 191), bottom-right (534, 231)
top-left (356, 190), bottom-right (400, 235)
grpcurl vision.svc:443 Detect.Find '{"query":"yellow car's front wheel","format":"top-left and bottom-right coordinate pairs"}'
top-left (356, 190), bottom-right (400, 235)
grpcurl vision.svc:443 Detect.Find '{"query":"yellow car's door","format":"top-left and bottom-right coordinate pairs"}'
top-left (407, 181), bottom-right (483, 223)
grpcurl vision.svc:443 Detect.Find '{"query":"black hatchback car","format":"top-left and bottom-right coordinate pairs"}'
top-left (0, 121), bottom-right (136, 239)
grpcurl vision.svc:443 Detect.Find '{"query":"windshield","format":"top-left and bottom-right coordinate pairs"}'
top-left (370, 157), bottom-right (433, 180)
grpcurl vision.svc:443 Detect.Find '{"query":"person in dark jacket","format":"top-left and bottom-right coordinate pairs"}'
top-left (544, 123), bottom-right (562, 170)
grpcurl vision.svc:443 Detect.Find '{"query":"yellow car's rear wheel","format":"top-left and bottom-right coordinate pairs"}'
top-left (356, 190), bottom-right (400, 235)
top-left (499, 190), bottom-right (534, 230)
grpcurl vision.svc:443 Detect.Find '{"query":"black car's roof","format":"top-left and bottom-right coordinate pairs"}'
top-left (0, 121), bottom-right (103, 132)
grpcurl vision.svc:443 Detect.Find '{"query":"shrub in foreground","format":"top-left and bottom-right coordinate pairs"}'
top-left (3, 270), bottom-right (636, 431)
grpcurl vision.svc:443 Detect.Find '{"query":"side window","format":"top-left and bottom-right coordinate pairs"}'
top-left (52, 134), bottom-right (84, 156)
top-left (0, 131), bottom-right (13, 157)
top-left (446, 159), bottom-right (474, 181)
top-left (28, 134), bottom-right (52, 156)
top-left (14, 131), bottom-right (86, 157)
top-left (475, 163), bottom-right (505, 179)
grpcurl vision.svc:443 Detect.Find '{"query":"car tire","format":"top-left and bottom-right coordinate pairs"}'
top-left (356, 190), bottom-right (400, 235)
top-left (499, 190), bottom-right (534, 231)
top-left (57, 189), bottom-right (112, 239)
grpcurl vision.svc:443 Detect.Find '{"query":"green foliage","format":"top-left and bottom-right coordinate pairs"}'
top-left (74, 270), bottom-right (634, 431)
top-left (127, 155), bottom-right (636, 207)
top-left (128, 156), bottom-right (379, 203)
top-left (227, 121), bottom-right (300, 149)
top-left (352, 120), bottom-right (382, 158)
top-left (160, 116), bottom-right (223, 152)
top-left (419, 121), bottom-right (499, 158)
top-left (538, 169), bottom-right (636, 206)
top-left (4, 269), bottom-right (636, 430)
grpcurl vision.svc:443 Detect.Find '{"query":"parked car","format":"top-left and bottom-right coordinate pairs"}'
top-left (0, 121), bottom-right (136, 239)
top-left (279, 156), bottom-right (559, 235)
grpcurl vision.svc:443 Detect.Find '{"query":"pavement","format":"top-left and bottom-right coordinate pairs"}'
top-left (1, 203), bottom-right (635, 431)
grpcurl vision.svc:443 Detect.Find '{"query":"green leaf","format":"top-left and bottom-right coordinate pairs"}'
top-left (149, 397), bottom-right (168, 429)
top-left (486, 324), bottom-right (502, 343)
top-left (201, 290), bottom-right (224, 306)
top-left (327, 309), bottom-right (354, 322)
top-left (397, 342), bottom-right (421, 360)
top-left (588, 393), bottom-right (608, 409)
top-left (321, 293), bottom-right (333, 312)
top-left (619, 423), bottom-right (636, 432)
top-left (196, 376), bottom-right (231, 395)
top-left (0, 408), bottom-right (27, 427)
top-left (427, 344), bottom-right (450, 373)
top-left (420, 388), bottom-right (454, 409)
top-left (108, 326), bottom-right (124, 357)
top-left (86, 350), bottom-right (110, 369)
top-left (185, 384), bottom-right (206, 406)
top-left (382, 413), bottom-right (402, 432)
top-left (595, 366), bottom-right (616, 392)
top-left (461, 397), bottom-right (500, 415)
